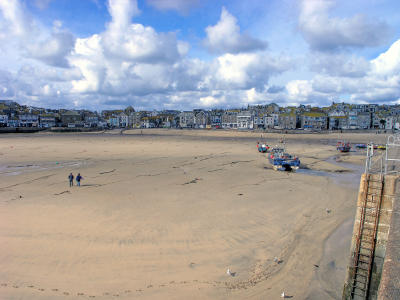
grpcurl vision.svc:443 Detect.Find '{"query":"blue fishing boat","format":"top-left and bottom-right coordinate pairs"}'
top-left (355, 143), bottom-right (367, 149)
top-left (268, 150), bottom-right (300, 171)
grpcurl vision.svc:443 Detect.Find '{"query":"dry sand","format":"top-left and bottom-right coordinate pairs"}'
top-left (0, 130), bottom-right (388, 299)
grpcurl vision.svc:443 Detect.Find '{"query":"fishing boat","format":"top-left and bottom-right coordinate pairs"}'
top-left (257, 142), bottom-right (269, 153)
top-left (337, 141), bottom-right (351, 152)
top-left (377, 144), bottom-right (386, 150)
top-left (268, 150), bottom-right (300, 171)
top-left (355, 143), bottom-right (367, 149)
top-left (270, 146), bottom-right (285, 154)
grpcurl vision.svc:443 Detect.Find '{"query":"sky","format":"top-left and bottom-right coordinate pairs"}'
top-left (0, 0), bottom-right (399, 111)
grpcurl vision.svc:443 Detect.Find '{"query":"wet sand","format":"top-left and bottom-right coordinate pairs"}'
top-left (0, 130), bottom-right (387, 299)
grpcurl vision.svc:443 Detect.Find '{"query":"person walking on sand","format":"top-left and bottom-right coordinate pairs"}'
top-left (68, 173), bottom-right (74, 187)
top-left (76, 173), bottom-right (83, 186)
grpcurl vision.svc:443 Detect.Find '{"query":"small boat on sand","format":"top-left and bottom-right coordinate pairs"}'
top-left (337, 141), bottom-right (351, 152)
top-left (355, 144), bottom-right (367, 149)
top-left (257, 142), bottom-right (269, 153)
top-left (268, 150), bottom-right (300, 171)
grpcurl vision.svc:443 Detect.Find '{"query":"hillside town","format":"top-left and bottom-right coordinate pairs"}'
top-left (0, 99), bottom-right (399, 131)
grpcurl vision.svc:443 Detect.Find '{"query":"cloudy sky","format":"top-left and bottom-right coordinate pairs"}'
top-left (0, 0), bottom-right (399, 111)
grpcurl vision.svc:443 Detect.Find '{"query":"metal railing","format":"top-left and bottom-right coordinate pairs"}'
top-left (385, 134), bottom-right (400, 175)
top-left (365, 134), bottom-right (400, 175)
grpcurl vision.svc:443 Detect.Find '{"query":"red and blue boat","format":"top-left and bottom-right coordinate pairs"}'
top-left (337, 141), bottom-right (351, 152)
top-left (268, 148), bottom-right (300, 171)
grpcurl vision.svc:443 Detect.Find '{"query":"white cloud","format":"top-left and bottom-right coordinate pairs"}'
top-left (28, 32), bottom-right (75, 67)
top-left (103, 0), bottom-right (181, 63)
top-left (286, 80), bottom-right (313, 101)
top-left (371, 39), bottom-right (400, 77)
top-left (284, 38), bottom-right (400, 105)
top-left (204, 7), bottom-right (267, 54)
top-left (299, 0), bottom-right (390, 51)
top-left (103, 24), bottom-right (181, 63)
top-left (199, 95), bottom-right (224, 107)
top-left (2, 0), bottom-right (397, 111)
top-left (107, 0), bottom-right (140, 30)
top-left (213, 52), bottom-right (291, 90)
top-left (0, 0), bottom-right (32, 37)
top-left (0, 0), bottom-right (75, 68)
top-left (69, 0), bottom-right (186, 96)
top-left (310, 53), bottom-right (370, 77)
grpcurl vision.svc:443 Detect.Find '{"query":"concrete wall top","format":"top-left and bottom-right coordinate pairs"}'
top-left (378, 176), bottom-right (400, 299)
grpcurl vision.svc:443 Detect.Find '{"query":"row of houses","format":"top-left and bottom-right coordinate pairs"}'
top-left (1, 100), bottom-right (400, 130)
top-left (0, 110), bottom-right (106, 128)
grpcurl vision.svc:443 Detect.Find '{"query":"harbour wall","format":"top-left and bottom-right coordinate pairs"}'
top-left (342, 174), bottom-right (400, 299)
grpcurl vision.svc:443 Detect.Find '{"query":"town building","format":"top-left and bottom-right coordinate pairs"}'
top-left (301, 112), bottom-right (328, 130)
top-left (263, 114), bottom-right (274, 129)
top-left (39, 115), bottom-right (57, 128)
top-left (19, 114), bottom-right (39, 127)
top-left (194, 111), bottom-right (208, 128)
top-left (61, 111), bottom-right (82, 127)
top-left (221, 111), bottom-right (238, 129)
top-left (237, 111), bottom-right (254, 129)
top-left (278, 113), bottom-right (298, 129)
top-left (0, 114), bottom-right (8, 127)
top-left (179, 111), bottom-right (195, 128)
top-left (328, 111), bottom-right (348, 130)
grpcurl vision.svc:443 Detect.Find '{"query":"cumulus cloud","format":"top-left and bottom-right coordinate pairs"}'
top-left (212, 52), bottom-right (291, 90)
top-left (146, 0), bottom-right (200, 14)
top-left (199, 95), bottom-right (224, 107)
top-left (204, 7), bottom-right (267, 54)
top-left (0, 0), bottom-right (32, 37)
top-left (68, 0), bottom-right (288, 102)
top-left (103, 0), bottom-right (182, 64)
top-left (285, 38), bottom-right (400, 105)
top-left (69, 0), bottom-right (187, 96)
top-left (0, 0), bottom-right (294, 109)
top-left (310, 53), bottom-right (370, 77)
top-left (5, 0), bottom-right (397, 110)
top-left (0, 0), bottom-right (75, 67)
top-left (28, 32), bottom-right (75, 67)
top-left (299, 0), bottom-right (390, 51)
top-left (371, 39), bottom-right (400, 77)
top-left (107, 0), bottom-right (140, 31)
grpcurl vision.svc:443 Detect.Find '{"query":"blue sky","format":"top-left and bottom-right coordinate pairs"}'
top-left (0, 0), bottom-right (399, 111)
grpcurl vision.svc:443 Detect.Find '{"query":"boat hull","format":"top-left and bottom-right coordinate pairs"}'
top-left (337, 147), bottom-right (351, 152)
top-left (269, 157), bottom-right (300, 172)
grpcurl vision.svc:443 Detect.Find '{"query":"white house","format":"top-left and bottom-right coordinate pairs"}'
top-left (237, 111), bottom-right (253, 129)
top-left (119, 113), bottom-right (129, 127)
top-left (19, 114), bottom-right (39, 127)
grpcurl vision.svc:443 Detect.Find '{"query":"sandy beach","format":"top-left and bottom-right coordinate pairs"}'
top-left (0, 130), bottom-right (389, 299)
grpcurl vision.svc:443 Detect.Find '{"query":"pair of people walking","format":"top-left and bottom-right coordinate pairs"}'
top-left (68, 172), bottom-right (83, 187)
